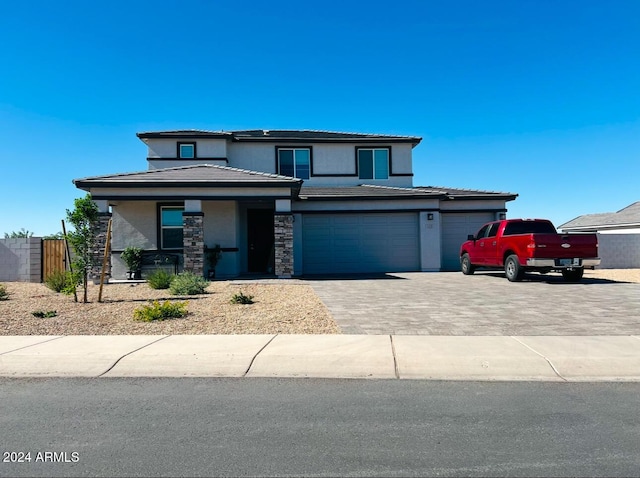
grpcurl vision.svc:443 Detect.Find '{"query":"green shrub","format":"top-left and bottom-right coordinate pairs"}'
top-left (44, 270), bottom-right (77, 294)
top-left (0, 284), bottom-right (8, 301)
top-left (169, 271), bottom-right (209, 295)
top-left (133, 300), bottom-right (187, 322)
top-left (230, 291), bottom-right (254, 304)
top-left (147, 269), bottom-right (174, 290)
top-left (32, 310), bottom-right (57, 318)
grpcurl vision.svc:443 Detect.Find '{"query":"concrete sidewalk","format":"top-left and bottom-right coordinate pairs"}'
top-left (1, 335), bottom-right (640, 381)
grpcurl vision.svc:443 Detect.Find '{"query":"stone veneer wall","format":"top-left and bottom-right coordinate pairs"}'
top-left (90, 213), bottom-right (112, 281)
top-left (274, 214), bottom-right (294, 278)
top-left (183, 213), bottom-right (204, 276)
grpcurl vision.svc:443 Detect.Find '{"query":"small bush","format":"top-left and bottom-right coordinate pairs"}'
top-left (0, 284), bottom-right (8, 301)
top-left (230, 291), bottom-right (254, 304)
top-left (147, 269), bottom-right (174, 290)
top-left (169, 271), bottom-right (209, 295)
top-left (32, 310), bottom-right (57, 318)
top-left (133, 300), bottom-right (188, 322)
top-left (44, 270), bottom-right (77, 294)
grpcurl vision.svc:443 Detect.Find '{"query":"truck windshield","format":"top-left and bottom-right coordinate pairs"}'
top-left (503, 221), bottom-right (556, 235)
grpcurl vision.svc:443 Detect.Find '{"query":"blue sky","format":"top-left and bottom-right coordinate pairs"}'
top-left (1, 0), bottom-right (638, 236)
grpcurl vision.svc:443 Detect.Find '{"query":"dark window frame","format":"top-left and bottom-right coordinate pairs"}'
top-left (157, 202), bottom-right (185, 251)
top-left (355, 147), bottom-right (391, 180)
top-left (177, 142), bottom-right (197, 159)
top-left (275, 146), bottom-right (313, 179)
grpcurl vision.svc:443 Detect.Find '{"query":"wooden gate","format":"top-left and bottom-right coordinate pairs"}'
top-left (42, 239), bottom-right (66, 280)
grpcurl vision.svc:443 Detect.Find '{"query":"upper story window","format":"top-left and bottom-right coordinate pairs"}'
top-left (277, 148), bottom-right (310, 179)
top-left (357, 148), bottom-right (389, 180)
top-left (178, 142), bottom-right (196, 159)
top-left (160, 206), bottom-right (184, 249)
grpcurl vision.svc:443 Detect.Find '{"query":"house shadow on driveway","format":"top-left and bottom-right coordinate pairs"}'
top-left (477, 271), bottom-right (629, 285)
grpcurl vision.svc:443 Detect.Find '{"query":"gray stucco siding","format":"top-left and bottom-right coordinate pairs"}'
top-left (145, 138), bottom-right (227, 158)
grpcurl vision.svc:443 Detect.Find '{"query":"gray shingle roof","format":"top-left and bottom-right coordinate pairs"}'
top-left (559, 201), bottom-right (640, 230)
top-left (73, 164), bottom-right (302, 190)
top-left (299, 185), bottom-right (517, 201)
top-left (137, 129), bottom-right (421, 145)
top-left (415, 185), bottom-right (518, 200)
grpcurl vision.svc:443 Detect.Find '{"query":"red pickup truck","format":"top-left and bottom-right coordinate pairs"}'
top-left (459, 219), bottom-right (600, 282)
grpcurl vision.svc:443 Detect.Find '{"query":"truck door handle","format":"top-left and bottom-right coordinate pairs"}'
top-left (492, 241), bottom-right (497, 246)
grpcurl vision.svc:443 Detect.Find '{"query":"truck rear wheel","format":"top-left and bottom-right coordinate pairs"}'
top-left (461, 253), bottom-right (475, 275)
top-left (562, 268), bottom-right (584, 282)
top-left (504, 255), bottom-right (523, 282)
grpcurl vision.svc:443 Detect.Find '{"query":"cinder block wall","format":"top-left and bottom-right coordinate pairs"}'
top-left (0, 238), bottom-right (42, 282)
top-left (597, 234), bottom-right (640, 269)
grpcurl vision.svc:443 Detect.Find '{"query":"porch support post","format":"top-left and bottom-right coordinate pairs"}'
top-left (91, 212), bottom-right (112, 281)
top-left (274, 213), bottom-right (294, 279)
top-left (183, 211), bottom-right (205, 276)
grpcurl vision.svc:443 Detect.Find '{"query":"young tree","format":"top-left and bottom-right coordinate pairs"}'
top-left (65, 194), bottom-right (99, 303)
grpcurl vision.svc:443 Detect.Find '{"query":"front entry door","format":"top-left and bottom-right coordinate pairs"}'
top-left (247, 209), bottom-right (275, 273)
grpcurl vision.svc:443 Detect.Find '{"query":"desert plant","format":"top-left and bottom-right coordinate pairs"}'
top-left (44, 270), bottom-right (77, 294)
top-left (0, 284), bottom-right (8, 301)
top-left (121, 246), bottom-right (144, 278)
top-left (230, 291), bottom-right (254, 304)
top-left (147, 269), bottom-right (174, 290)
top-left (133, 300), bottom-right (187, 322)
top-left (169, 271), bottom-right (209, 295)
top-left (32, 310), bottom-right (57, 318)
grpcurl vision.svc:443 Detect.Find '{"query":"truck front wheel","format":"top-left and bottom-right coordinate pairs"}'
top-left (461, 253), bottom-right (475, 275)
top-left (562, 268), bottom-right (584, 282)
top-left (504, 255), bottom-right (523, 282)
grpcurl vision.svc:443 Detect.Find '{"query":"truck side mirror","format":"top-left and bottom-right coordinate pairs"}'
top-left (467, 234), bottom-right (475, 241)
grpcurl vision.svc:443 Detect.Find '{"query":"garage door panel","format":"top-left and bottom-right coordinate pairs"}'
top-left (302, 213), bottom-right (419, 274)
top-left (441, 212), bottom-right (495, 271)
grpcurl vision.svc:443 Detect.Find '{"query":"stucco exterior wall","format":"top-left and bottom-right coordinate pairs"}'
top-left (596, 233), bottom-right (640, 269)
top-left (0, 238), bottom-right (42, 282)
top-left (145, 138), bottom-right (227, 158)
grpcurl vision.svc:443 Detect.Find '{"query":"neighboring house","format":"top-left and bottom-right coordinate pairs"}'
top-left (559, 201), bottom-right (640, 269)
top-left (72, 129), bottom-right (517, 279)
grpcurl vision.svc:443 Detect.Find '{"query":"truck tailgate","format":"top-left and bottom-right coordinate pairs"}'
top-left (529, 233), bottom-right (598, 258)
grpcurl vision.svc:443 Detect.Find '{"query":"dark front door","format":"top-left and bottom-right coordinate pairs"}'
top-left (247, 209), bottom-right (275, 273)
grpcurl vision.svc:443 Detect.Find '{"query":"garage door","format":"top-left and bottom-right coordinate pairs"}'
top-left (441, 212), bottom-right (496, 271)
top-left (302, 213), bottom-right (420, 274)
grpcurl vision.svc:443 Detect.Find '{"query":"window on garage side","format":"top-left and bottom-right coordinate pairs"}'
top-left (357, 148), bottom-right (389, 179)
top-left (277, 148), bottom-right (310, 179)
top-left (160, 206), bottom-right (184, 249)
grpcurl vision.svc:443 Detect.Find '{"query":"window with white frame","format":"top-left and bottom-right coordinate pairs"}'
top-left (160, 206), bottom-right (184, 249)
top-left (277, 148), bottom-right (310, 179)
top-left (178, 143), bottom-right (195, 159)
top-left (357, 148), bottom-right (389, 179)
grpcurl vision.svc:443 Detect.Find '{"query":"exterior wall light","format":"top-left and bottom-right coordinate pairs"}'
top-left (427, 213), bottom-right (434, 220)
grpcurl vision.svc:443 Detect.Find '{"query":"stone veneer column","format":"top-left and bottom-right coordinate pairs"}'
top-left (183, 212), bottom-right (204, 276)
top-left (274, 214), bottom-right (294, 278)
top-left (90, 212), bottom-right (112, 281)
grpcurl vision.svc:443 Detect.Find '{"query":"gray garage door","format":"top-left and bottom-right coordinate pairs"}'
top-left (302, 213), bottom-right (420, 274)
top-left (441, 212), bottom-right (496, 271)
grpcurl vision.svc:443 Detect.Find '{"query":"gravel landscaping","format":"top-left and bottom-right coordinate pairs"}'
top-left (0, 280), bottom-right (340, 335)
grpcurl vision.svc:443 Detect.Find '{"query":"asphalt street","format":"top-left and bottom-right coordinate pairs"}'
top-left (1, 378), bottom-right (639, 477)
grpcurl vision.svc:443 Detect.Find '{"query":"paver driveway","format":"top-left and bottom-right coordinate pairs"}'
top-left (307, 272), bottom-right (640, 335)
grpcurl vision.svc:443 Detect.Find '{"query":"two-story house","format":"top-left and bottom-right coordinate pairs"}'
top-left (73, 129), bottom-right (517, 279)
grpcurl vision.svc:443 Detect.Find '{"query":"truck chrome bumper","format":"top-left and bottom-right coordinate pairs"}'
top-left (526, 258), bottom-right (601, 268)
